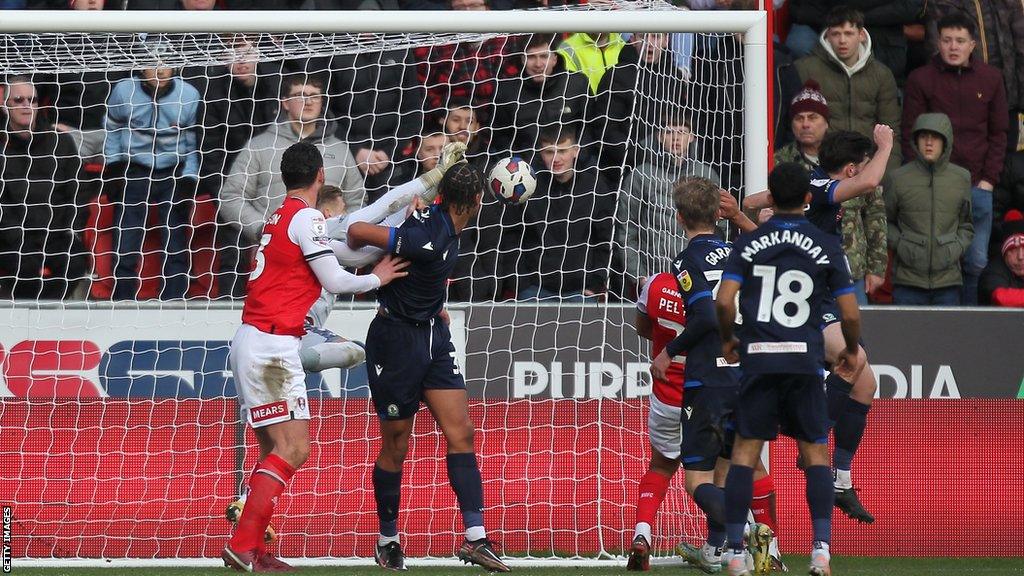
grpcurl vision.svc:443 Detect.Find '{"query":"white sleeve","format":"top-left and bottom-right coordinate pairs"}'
top-left (290, 208), bottom-right (381, 294)
top-left (636, 274), bottom-right (657, 314)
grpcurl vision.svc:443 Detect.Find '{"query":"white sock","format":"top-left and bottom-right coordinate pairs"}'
top-left (633, 522), bottom-right (652, 543)
top-left (813, 541), bottom-right (830, 556)
top-left (834, 468), bottom-right (853, 490)
top-left (466, 525), bottom-right (487, 542)
top-left (378, 534), bottom-right (400, 547)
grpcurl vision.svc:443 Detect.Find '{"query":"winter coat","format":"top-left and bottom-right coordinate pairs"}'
top-left (103, 76), bottom-right (201, 178)
top-left (218, 120), bottom-right (365, 243)
top-left (184, 64), bottom-right (281, 198)
top-left (885, 113), bottom-right (974, 289)
top-left (775, 142), bottom-right (888, 280)
top-left (979, 256), bottom-right (1024, 306)
top-left (618, 136), bottom-right (719, 283)
top-left (795, 31), bottom-right (902, 165)
top-left (993, 151), bottom-right (1024, 248)
top-left (489, 64), bottom-right (590, 160)
top-left (0, 125), bottom-right (88, 281)
top-left (902, 54), bottom-right (1009, 186)
top-left (41, 71), bottom-right (130, 131)
top-left (519, 165), bottom-right (616, 295)
top-left (789, 0), bottom-right (925, 83)
top-left (774, 41), bottom-right (803, 149)
top-left (688, 34), bottom-right (745, 193)
top-left (926, 0), bottom-right (1024, 110)
top-left (328, 48), bottom-right (424, 199)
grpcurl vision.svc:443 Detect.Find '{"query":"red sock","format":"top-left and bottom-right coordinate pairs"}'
top-left (751, 474), bottom-right (777, 533)
top-left (636, 470), bottom-right (672, 527)
top-left (229, 454), bottom-right (296, 552)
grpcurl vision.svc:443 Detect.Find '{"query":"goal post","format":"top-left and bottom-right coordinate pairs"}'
top-left (0, 3), bottom-right (770, 566)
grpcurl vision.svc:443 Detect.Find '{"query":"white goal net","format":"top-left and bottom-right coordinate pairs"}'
top-left (0, 3), bottom-right (767, 564)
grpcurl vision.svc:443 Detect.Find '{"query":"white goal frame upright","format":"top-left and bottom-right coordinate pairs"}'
top-left (1, 6), bottom-right (769, 568)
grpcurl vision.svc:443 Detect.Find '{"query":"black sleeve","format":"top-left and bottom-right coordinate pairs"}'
top-left (665, 292), bottom-right (716, 358)
top-left (396, 49), bottom-right (426, 144)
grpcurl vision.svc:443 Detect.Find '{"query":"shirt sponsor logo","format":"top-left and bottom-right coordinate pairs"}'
top-left (250, 400), bottom-right (289, 424)
top-left (747, 342), bottom-right (808, 354)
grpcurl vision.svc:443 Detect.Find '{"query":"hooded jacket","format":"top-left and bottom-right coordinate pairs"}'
top-left (795, 30), bottom-right (901, 164)
top-left (218, 119), bottom-right (365, 243)
top-left (901, 54), bottom-right (1008, 186)
top-left (885, 113), bottom-right (974, 289)
top-left (618, 135), bottom-right (719, 283)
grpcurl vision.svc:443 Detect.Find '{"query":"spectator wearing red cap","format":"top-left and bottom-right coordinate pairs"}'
top-left (979, 210), bottom-right (1024, 307)
top-left (775, 80), bottom-right (888, 304)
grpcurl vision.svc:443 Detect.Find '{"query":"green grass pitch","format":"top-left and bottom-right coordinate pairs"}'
top-left (10, 557), bottom-right (1024, 576)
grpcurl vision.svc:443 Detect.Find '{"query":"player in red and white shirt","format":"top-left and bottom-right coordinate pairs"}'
top-left (222, 142), bottom-right (407, 572)
top-left (628, 272), bottom-right (687, 571)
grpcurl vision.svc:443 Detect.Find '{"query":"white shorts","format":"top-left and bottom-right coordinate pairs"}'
top-left (230, 323), bottom-right (311, 428)
top-left (648, 395), bottom-right (683, 460)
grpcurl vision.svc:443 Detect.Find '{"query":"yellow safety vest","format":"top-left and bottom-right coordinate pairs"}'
top-left (556, 33), bottom-right (626, 94)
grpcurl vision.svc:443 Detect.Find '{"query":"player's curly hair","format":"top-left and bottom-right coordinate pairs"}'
top-left (673, 177), bottom-right (719, 230)
top-left (439, 162), bottom-right (484, 216)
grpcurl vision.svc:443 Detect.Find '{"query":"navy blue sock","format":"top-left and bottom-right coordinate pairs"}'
top-left (446, 452), bottom-right (484, 531)
top-left (693, 483), bottom-right (727, 547)
top-left (723, 465), bottom-right (754, 552)
top-left (825, 373), bottom-right (853, 425)
top-left (805, 465), bottom-right (834, 544)
top-left (834, 399), bottom-right (870, 471)
top-left (373, 464), bottom-right (402, 537)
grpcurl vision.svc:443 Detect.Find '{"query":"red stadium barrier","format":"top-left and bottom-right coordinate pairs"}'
top-left (2, 399), bottom-right (1022, 559)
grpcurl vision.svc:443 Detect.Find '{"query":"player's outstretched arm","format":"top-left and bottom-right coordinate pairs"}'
top-left (832, 124), bottom-right (894, 203)
top-left (833, 293), bottom-right (862, 381)
top-left (741, 189), bottom-right (771, 210)
top-left (308, 254), bottom-right (408, 294)
top-left (346, 221), bottom-right (392, 251)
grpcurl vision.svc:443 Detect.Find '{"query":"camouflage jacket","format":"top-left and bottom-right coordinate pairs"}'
top-left (774, 143), bottom-right (888, 279)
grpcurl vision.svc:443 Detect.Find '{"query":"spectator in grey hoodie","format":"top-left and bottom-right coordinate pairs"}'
top-left (217, 73), bottom-right (365, 297)
top-left (618, 112), bottom-right (719, 287)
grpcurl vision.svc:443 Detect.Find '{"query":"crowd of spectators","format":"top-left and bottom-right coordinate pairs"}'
top-left (1, 0), bottom-right (1023, 308)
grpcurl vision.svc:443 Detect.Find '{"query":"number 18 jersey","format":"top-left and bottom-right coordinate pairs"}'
top-left (723, 213), bottom-right (853, 375)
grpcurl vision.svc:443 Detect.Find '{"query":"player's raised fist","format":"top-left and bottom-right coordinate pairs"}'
top-left (372, 255), bottom-right (410, 286)
top-left (872, 124), bottom-right (894, 148)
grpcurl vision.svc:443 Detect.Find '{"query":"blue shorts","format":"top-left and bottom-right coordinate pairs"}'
top-left (733, 373), bottom-right (830, 444)
top-left (365, 314), bottom-right (465, 421)
top-left (680, 385), bottom-right (738, 471)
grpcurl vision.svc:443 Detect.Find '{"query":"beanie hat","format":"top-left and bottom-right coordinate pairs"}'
top-left (790, 80), bottom-right (830, 120)
top-left (1001, 209), bottom-right (1024, 255)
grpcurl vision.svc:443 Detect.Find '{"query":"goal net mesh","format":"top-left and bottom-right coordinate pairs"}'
top-left (0, 1), bottom-right (752, 562)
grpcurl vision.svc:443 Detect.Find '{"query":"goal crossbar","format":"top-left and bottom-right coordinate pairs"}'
top-left (0, 9), bottom-right (769, 195)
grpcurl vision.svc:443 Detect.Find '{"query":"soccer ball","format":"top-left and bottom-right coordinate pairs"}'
top-left (489, 156), bottom-right (537, 205)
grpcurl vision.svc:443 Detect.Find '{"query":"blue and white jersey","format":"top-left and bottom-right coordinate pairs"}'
top-left (805, 167), bottom-right (844, 238)
top-left (378, 204), bottom-right (460, 323)
top-left (666, 234), bottom-right (740, 389)
top-left (723, 213), bottom-right (854, 375)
